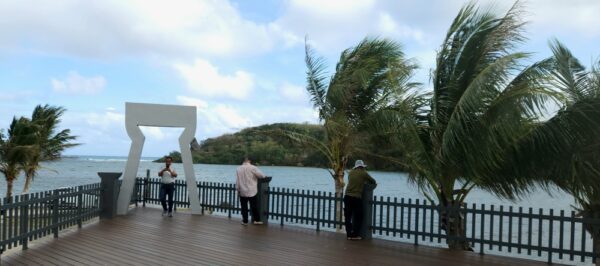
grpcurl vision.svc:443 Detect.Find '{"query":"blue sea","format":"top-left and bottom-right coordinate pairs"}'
top-left (0, 155), bottom-right (575, 211)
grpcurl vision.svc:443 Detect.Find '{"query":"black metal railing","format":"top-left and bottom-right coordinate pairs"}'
top-left (268, 188), bottom-right (344, 230)
top-left (370, 197), bottom-right (600, 264)
top-left (0, 183), bottom-right (102, 253)
top-left (132, 177), bottom-right (600, 265)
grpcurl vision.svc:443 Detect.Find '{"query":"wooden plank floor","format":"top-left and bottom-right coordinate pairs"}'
top-left (1, 208), bottom-right (546, 266)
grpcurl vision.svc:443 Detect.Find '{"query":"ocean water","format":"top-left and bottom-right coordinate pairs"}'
top-left (0, 155), bottom-right (576, 211)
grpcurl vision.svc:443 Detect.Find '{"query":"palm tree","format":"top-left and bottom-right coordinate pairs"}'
top-left (0, 117), bottom-right (38, 201)
top-left (496, 40), bottom-right (600, 260)
top-left (288, 37), bottom-right (417, 195)
top-left (379, 2), bottom-right (563, 250)
top-left (21, 105), bottom-right (78, 193)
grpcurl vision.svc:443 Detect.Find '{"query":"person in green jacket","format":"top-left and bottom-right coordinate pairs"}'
top-left (344, 160), bottom-right (377, 240)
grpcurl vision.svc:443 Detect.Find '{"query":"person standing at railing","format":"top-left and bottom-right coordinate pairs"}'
top-left (344, 160), bottom-right (377, 240)
top-left (158, 156), bottom-right (177, 217)
top-left (236, 157), bottom-right (267, 225)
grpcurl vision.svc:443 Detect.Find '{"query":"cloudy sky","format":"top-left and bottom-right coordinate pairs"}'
top-left (1, 0), bottom-right (599, 157)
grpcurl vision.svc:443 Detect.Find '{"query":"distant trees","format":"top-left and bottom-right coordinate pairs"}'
top-left (0, 105), bottom-right (77, 200)
top-left (155, 150), bottom-right (183, 163)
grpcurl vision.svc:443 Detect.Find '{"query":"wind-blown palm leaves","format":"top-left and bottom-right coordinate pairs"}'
top-left (1, 105), bottom-right (77, 200)
top-left (379, 2), bottom-right (563, 249)
top-left (0, 117), bottom-right (39, 201)
top-left (22, 105), bottom-right (78, 193)
top-left (494, 41), bottom-right (600, 251)
top-left (292, 37), bottom-right (418, 193)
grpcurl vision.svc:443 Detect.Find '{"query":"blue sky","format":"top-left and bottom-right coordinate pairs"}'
top-left (1, 0), bottom-right (599, 157)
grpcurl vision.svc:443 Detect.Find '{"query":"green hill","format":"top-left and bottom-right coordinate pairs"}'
top-left (192, 123), bottom-right (327, 167)
top-left (156, 122), bottom-right (404, 171)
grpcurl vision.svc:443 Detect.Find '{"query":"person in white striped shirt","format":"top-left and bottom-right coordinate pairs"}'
top-left (236, 157), bottom-right (267, 225)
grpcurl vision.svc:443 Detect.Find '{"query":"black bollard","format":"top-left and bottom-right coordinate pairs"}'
top-left (359, 183), bottom-right (377, 239)
top-left (98, 172), bottom-right (122, 219)
top-left (257, 176), bottom-right (273, 224)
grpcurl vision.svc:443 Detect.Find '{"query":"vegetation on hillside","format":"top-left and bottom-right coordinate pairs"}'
top-left (156, 123), bottom-right (405, 171)
top-left (156, 123), bottom-right (324, 166)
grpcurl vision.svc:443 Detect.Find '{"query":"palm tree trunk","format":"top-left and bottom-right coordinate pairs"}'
top-left (441, 202), bottom-right (471, 251)
top-left (6, 178), bottom-right (14, 203)
top-left (22, 172), bottom-right (33, 193)
top-left (446, 217), bottom-right (470, 250)
top-left (334, 170), bottom-right (345, 233)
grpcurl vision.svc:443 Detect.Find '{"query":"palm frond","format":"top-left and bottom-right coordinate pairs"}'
top-left (548, 39), bottom-right (589, 102)
top-left (305, 39), bottom-right (329, 120)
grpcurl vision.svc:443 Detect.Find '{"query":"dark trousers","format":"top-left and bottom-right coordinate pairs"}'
top-left (239, 195), bottom-right (259, 223)
top-left (160, 183), bottom-right (175, 212)
top-left (344, 195), bottom-right (363, 238)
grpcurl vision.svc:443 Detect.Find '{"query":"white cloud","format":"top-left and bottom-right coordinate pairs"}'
top-left (273, 0), bottom-right (427, 55)
top-left (175, 94), bottom-right (319, 141)
top-left (51, 71), bottom-right (106, 95)
top-left (83, 110), bottom-right (124, 130)
top-left (140, 127), bottom-right (166, 141)
top-left (176, 96), bottom-right (252, 137)
top-left (378, 13), bottom-right (423, 42)
top-left (279, 83), bottom-right (308, 103)
top-left (0, 0), bottom-right (296, 59)
top-left (526, 0), bottom-right (600, 37)
top-left (176, 95), bottom-right (208, 109)
top-left (174, 59), bottom-right (254, 100)
top-left (213, 104), bottom-right (252, 130)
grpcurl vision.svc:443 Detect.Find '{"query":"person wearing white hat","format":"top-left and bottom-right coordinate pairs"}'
top-left (344, 159), bottom-right (377, 240)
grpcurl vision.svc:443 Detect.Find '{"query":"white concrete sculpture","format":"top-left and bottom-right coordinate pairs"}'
top-left (116, 102), bottom-right (202, 215)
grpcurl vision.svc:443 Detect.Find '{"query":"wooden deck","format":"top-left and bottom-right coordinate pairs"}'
top-left (1, 208), bottom-right (545, 266)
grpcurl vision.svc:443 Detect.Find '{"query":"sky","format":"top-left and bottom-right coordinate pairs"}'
top-left (0, 0), bottom-right (599, 157)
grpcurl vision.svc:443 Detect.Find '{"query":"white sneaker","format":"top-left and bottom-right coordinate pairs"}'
top-left (253, 221), bottom-right (263, 225)
top-left (168, 212), bottom-right (173, 217)
top-left (241, 222), bottom-right (248, 226)
top-left (162, 211), bottom-right (168, 216)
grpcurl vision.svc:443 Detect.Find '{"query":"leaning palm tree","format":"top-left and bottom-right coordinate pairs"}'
top-left (379, 2), bottom-right (563, 250)
top-left (496, 41), bottom-right (600, 261)
top-left (21, 105), bottom-right (78, 193)
top-left (287, 37), bottom-right (418, 195)
top-left (0, 117), bottom-right (38, 201)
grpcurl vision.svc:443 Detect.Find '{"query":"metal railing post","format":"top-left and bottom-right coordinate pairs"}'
top-left (77, 186), bottom-right (83, 228)
top-left (143, 169), bottom-right (150, 207)
top-left (52, 189), bottom-right (60, 238)
top-left (0, 198), bottom-right (4, 255)
top-left (20, 194), bottom-right (29, 250)
top-left (257, 176), bottom-right (272, 224)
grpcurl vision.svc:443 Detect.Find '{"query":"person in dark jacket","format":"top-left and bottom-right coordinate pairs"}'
top-left (344, 160), bottom-right (377, 240)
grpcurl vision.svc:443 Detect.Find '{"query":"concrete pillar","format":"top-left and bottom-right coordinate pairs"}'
top-left (99, 172), bottom-right (122, 219)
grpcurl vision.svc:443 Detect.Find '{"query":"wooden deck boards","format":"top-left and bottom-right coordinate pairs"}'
top-left (1, 207), bottom-right (546, 265)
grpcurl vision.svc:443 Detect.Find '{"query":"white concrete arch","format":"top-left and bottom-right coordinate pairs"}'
top-left (116, 102), bottom-right (201, 215)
